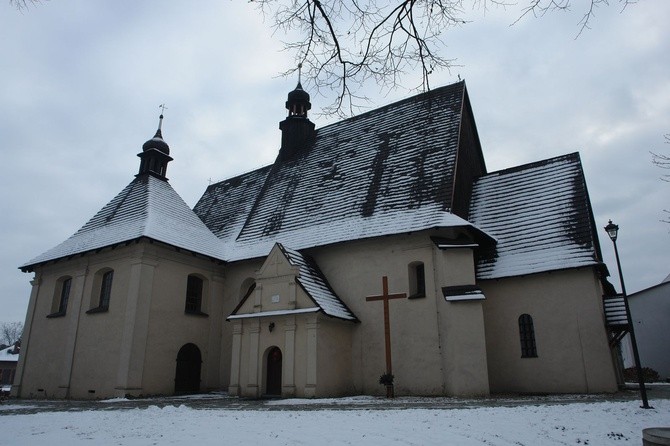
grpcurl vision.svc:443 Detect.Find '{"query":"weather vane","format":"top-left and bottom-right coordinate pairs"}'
top-left (159, 103), bottom-right (168, 115)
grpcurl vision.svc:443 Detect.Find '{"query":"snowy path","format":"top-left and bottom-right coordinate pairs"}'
top-left (1, 399), bottom-right (668, 445)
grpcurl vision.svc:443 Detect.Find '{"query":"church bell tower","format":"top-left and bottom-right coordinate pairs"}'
top-left (137, 111), bottom-right (173, 180)
top-left (278, 82), bottom-right (316, 162)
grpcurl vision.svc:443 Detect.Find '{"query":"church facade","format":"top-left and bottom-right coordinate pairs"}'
top-left (13, 81), bottom-right (619, 399)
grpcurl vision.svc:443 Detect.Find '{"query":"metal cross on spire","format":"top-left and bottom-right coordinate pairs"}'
top-left (158, 104), bottom-right (167, 131)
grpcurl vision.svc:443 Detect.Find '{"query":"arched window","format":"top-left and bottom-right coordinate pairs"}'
top-left (518, 314), bottom-right (537, 358)
top-left (408, 261), bottom-right (426, 299)
top-left (87, 268), bottom-right (113, 314)
top-left (99, 270), bottom-right (114, 309)
top-left (48, 276), bottom-right (72, 318)
top-left (185, 275), bottom-right (205, 314)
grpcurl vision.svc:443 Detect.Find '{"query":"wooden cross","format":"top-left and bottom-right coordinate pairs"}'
top-left (366, 276), bottom-right (406, 375)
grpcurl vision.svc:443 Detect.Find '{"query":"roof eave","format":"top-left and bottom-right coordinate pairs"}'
top-left (19, 236), bottom-right (226, 273)
top-left (476, 262), bottom-right (603, 282)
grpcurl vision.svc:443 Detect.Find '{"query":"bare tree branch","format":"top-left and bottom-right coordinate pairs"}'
top-left (651, 134), bottom-right (670, 223)
top-left (8, 0), bottom-right (46, 11)
top-left (252, 0), bottom-right (635, 116)
top-left (10, 0), bottom-right (635, 115)
top-left (1, 322), bottom-right (23, 346)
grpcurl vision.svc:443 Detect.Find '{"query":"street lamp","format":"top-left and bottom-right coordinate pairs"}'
top-left (604, 219), bottom-right (651, 409)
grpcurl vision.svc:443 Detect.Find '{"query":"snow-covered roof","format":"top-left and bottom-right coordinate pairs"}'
top-left (227, 243), bottom-right (357, 321)
top-left (196, 81), bottom-right (487, 261)
top-left (23, 82), bottom-right (603, 284)
top-left (227, 307), bottom-right (320, 320)
top-left (279, 244), bottom-right (357, 321)
top-left (469, 153), bottom-right (602, 279)
top-left (21, 175), bottom-right (227, 270)
top-left (0, 346), bottom-right (19, 362)
top-left (442, 285), bottom-right (486, 301)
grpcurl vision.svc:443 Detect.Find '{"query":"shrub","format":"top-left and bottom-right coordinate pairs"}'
top-left (379, 373), bottom-right (394, 386)
top-left (623, 366), bottom-right (660, 383)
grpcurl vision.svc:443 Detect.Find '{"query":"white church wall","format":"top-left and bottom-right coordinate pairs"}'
top-left (309, 229), bottom-right (489, 396)
top-left (14, 258), bottom-right (90, 398)
top-left (62, 247), bottom-right (134, 398)
top-left (432, 243), bottom-right (490, 396)
top-left (480, 268), bottom-right (618, 394)
top-left (220, 259), bottom-right (264, 394)
top-left (16, 241), bottom-right (228, 399)
top-left (140, 244), bottom-right (225, 396)
top-left (315, 316), bottom-right (354, 397)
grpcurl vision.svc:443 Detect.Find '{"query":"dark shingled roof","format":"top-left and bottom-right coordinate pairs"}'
top-left (22, 175), bottom-right (226, 271)
top-left (194, 166), bottom-right (272, 243)
top-left (279, 244), bottom-right (357, 320)
top-left (24, 81), bottom-right (605, 283)
top-left (469, 152), bottom-right (602, 279)
top-left (196, 81), bottom-right (484, 261)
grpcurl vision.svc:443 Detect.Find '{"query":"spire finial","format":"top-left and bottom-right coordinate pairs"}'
top-left (158, 103), bottom-right (167, 130)
top-left (298, 63), bottom-right (302, 85)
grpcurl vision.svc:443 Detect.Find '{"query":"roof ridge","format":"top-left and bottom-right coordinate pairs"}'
top-left (315, 81), bottom-right (466, 133)
top-left (205, 164), bottom-right (273, 191)
top-left (479, 152), bottom-right (581, 178)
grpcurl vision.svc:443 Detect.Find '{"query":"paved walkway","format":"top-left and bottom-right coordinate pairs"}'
top-left (1, 384), bottom-right (668, 416)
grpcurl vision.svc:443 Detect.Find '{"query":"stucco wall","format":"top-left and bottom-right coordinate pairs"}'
top-left (140, 246), bottom-right (225, 396)
top-left (308, 229), bottom-right (489, 397)
top-left (16, 241), bottom-right (226, 399)
top-left (625, 282), bottom-right (670, 379)
top-left (480, 268), bottom-right (618, 394)
top-left (315, 317), bottom-right (354, 397)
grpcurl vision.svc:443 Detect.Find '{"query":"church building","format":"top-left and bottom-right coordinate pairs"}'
top-left (14, 81), bottom-right (619, 399)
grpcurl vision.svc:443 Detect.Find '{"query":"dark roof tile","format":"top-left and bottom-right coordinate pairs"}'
top-left (469, 153), bottom-right (600, 279)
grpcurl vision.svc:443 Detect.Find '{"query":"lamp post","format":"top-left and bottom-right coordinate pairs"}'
top-left (604, 220), bottom-right (651, 409)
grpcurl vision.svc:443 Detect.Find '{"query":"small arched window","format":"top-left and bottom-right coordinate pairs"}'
top-left (518, 314), bottom-right (537, 358)
top-left (99, 270), bottom-right (114, 309)
top-left (48, 276), bottom-right (72, 318)
top-left (87, 269), bottom-right (113, 314)
top-left (408, 261), bottom-right (426, 299)
top-left (185, 275), bottom-right (204, 314)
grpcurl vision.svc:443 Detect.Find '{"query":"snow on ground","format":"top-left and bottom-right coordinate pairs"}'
top-left (1, 399), bottom-right (668, 445)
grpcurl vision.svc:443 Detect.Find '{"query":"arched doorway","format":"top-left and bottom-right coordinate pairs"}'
top-left (266, 346), bottom-right (282, 396)
top-left (175, 343), bottom-right (201, 393)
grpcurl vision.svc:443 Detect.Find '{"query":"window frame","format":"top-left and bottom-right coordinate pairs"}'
top-left (518, 313), bottom-right (538, 358)
top-left (47, 276), bottom-right (72, 318)
top-left (184, 274), bottom-right (208, 317)
top-left (408, 261), bottom-right (426, 299)
top-left (86, 269), bottom-right (114, 314)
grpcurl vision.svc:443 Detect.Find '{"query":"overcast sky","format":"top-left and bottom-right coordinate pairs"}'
top-left (1, 1), bottom-right (668, 326)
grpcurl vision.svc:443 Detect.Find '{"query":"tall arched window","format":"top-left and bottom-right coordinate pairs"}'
top-left (48, 276), bottom-right (72, 318)
top-left (99, 270), bottom-right (114, 309)
top-left (518, 314), bottom-right (537, 358)
top-left (87, 268), bottom-right (114, 314)
top-left (58, 277), bottom-right (72, 313)
top-left (185, 275), bottom-right (204, 314)
top-left (408, 261), bottom-right (426, 299)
